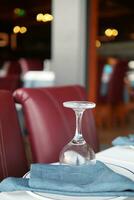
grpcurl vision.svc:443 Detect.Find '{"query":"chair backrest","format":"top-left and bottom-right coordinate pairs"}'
top-left (97, 58), bottom-right (128, 105)
top-left (6, 60), bottom-right (22, 76)
top-left (19, 58), bottom-right (43, 74)
top-left (107, 59), bottom-right (128, 104)
top-left (13, 85), bottom-right (99, 163)
top-left (0, 90), bottom-right (28, 180)
top-left (1, 60), bottom-right (22, 76)
top-left (96, 57), bottom-right (107, 103)
top-left (0, 75), bottom-right (21, 93)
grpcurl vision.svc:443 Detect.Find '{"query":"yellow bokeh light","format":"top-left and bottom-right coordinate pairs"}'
top-left (42, 14), bottom-right (53, 22)
top-left (105, 28), bottom-right (118, 37)
top-left (105, 28), bottom-right (113, 37)
top-left (96, 40), bottom-right (101, 48)
top-left (20, 26), bottom-right (27, 34)
top-left (112, 29), bottom-right (118, 36)
top-left (13, 26), bottom-right (20, 34)
top-left (14, 8), bottom-right (21, 15)
top-left (36, 13), bottom-right (53, 22)
top-left (36, 13), bottom-right (44, 21)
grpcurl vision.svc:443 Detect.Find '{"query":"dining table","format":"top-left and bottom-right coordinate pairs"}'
top-left (1, 146), bottom-right (134, 200)
top-left (22, 70), bottom-right (55, 88)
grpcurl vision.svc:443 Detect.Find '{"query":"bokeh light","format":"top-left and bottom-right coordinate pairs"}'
top-left (13, 26), bottom-right (20, 34)
top-left (104, 28), bottom-right (118, 37)
top-left (36, 13), bottom-right (53, 22)
top-left (96, 40), bottom-right (101, 48)
top-left (20, 26), bottom-right (27, 34)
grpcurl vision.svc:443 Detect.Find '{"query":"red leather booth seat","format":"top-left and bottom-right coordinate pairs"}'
top-left (0, 91), bottom-right (28, 180)
top-left (14, 85), bottom-right (99, 163)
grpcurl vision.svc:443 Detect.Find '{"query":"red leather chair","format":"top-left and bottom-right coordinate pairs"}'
top-left (1, 60), bottom-right (22, 76)
top-left (0, 75), bottom-right (21, 93)
top-left (19, 58), bottom-right (43, 74)
top-left (6, 60), bottom-right (22, 76)
top-left (95, 59), bottom-right (128, 128)
top-left (13, 85), bottom-right (99, 163)
top-left (96, 57), bottom-right (107, 104)
top-left (0, 60), bottom-right (22, 92)
top-left (0, 90), bottom-right (28, 180)
top-left (107, 59), bottom-right (128, 105)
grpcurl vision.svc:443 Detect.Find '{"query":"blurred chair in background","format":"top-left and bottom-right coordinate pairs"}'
top-left (0, 60), bottom-right (22, 77)
top-left (0, 90), bottom-right (28, 181)
top-left (13, 85), bottom-right (99, 163)
top-left (107, 59), bottom-right (128, 126)
top-left (96, 57), bottom-right (107, 104)
top-left (95, 57), bottom-right (118, 128)
top-left (0, 60), bottom-right (22, 93)
top-left (0, 58), bottom-right (44, 92)
top-left (19, 58), bottom-right (43, 74)
top-left (121, 63), bottom-right (134, 123)
top-left (19, 58), bottom-right (51, 88)
top-left (108, 59), bottom-right (128, 105)
top-left (6, 60), bottom-right (22, 76)
top-left (95, 57), bottom-right (128, 128)
top-left (0, 75), bottom-right (21, 93)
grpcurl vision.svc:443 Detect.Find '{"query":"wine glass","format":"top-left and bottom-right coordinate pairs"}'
top-left (59, 101), bottom-right (96, 166)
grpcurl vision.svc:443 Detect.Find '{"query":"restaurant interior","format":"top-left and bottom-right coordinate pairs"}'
top-left (1, 0), bottom-right (134, 198)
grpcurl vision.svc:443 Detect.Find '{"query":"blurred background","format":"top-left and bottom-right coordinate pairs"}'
top-left (0, 0), bottom-right (51, 59)
top-left (1, 0), bottom-right (134, 149)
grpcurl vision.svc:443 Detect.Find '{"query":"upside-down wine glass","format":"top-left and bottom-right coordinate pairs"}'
top-left (59, 101), bottom-right (96, 166)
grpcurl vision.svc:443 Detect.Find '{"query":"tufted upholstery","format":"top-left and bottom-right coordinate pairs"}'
top-left (14, 85), bottom-right (99, 163)
top-left (0, 91), bottom-right (28, 181)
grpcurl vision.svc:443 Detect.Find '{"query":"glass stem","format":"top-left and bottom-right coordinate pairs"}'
top-left (72, 109), bottom-right (85, 144)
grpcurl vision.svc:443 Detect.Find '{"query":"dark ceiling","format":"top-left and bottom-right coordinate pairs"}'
top-left (98, 0), bottom-right (134, 42)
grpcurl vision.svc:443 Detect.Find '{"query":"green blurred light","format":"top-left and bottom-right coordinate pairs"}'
top-left (18, 9), bottom-right (25, 16)
top-left (14, 8), bottom-right (26, 17)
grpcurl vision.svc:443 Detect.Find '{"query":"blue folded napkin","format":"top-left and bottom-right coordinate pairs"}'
top-left (112, 134), bottom-right (134, 146)
top-left (1, 161), bottom-right (134, 196)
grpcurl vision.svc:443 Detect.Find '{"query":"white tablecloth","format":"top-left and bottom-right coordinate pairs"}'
top-left (96, 146), bottom-right (134, 172)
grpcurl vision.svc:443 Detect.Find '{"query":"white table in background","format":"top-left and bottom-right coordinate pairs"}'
top-left (22, 70), bottom-right (55, 88)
